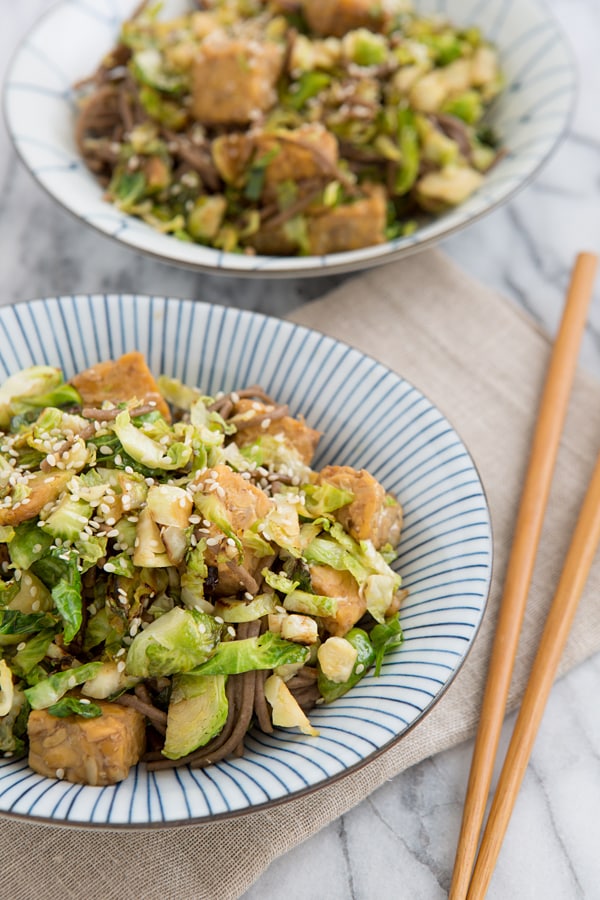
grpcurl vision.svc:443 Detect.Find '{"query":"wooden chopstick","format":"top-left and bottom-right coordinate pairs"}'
top-left (467, 443), bottom-right (600, 897)
top-left (449, 252), bottom-right (599, 900)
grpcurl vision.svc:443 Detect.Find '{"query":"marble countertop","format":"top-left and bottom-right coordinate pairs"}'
top-left (2, 2), bottom-right (600, 897)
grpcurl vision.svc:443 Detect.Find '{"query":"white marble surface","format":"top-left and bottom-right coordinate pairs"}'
top-left (2, 2), bottom-right (600, 897)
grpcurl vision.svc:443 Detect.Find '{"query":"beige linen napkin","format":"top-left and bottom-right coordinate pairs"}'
top-left (3, 250), bottom-right (600, 900)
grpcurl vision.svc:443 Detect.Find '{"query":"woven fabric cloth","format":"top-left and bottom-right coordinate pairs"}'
top-left (3, 250), bottom-right (600, 900)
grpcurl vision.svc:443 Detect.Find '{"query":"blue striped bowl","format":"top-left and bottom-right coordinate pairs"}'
top-left (0, 294), bottom-right (492, 827)
top-left (4, 0), bottom-right (575, 277)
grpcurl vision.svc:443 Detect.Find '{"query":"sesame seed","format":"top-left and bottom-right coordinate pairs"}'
top-left (46, 454), bottom-right (56, 467)
top-left (227, 625), bottom-right (236, 637)
top-left (355, 664), bottom-right (365, 674)
top-left (214, 616), bottom-right (224, 625)
top-left (3, 752), bottom-right (14, 758)
top-left (117, 660), bottom-right (127, 672)
top-left (226, 537), bottom-right (236, 547)
top-left (31, 601), bottom-right (40, 612)
top-left (16, 642), bottom-right (26, 652)
top-left (244, 592), bottom-right (253, 601)
top-left (32, 543), bottom-right (42, 554)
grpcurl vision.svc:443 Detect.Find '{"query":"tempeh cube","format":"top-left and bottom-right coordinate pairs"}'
top-left (28, 701), bottom-right (146, 786)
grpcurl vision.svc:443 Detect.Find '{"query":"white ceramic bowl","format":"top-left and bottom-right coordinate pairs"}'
top-left (4, 0), bottom-right (575, 277)
top-left (0, 294), bottom-right (492, 827)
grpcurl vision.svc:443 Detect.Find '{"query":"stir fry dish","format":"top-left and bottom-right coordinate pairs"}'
top-left (0, 353), bottom-right (406, 785)
top-left (75, 0), bottom-right (504, 256)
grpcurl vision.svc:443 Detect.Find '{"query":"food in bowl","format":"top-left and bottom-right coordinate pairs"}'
top-left (0, 352), bottom-right (405, 785)
top-left (74, 0), bottom-right (504, 256)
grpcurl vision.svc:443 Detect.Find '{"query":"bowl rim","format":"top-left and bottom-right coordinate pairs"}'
top-left (0, 292), bottom-right (494, 829)
top-left (3, 0), bottom-right (578, 279)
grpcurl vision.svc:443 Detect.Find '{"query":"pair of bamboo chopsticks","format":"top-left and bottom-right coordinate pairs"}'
top-left (449, 252), bottom-right (599, 899)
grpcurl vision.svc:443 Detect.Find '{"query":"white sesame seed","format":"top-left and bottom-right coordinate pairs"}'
top-left (214, 616), bottom-right (224, 625)
top-left (79, 698), bottom-right (91, 705)
top-left (227, 625), bottom-right (236, 637)
top-left (206, 537), bottom-right (220, 546)
top-left (355, 664), bottom-right (365, 674)
top-left (117, 660), bottom-right (127, 672)
top-left (16, 642), bottom-right (26, 652)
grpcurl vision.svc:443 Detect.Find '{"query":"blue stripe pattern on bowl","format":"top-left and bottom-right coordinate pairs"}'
top-left (0, 294), bottom-right (492, 826)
